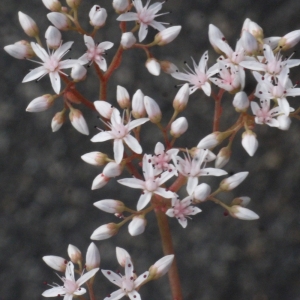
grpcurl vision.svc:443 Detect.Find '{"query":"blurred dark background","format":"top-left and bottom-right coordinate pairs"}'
top-left (1, 0), bottom-right (300, 299)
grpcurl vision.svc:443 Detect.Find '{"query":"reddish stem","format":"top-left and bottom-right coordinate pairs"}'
top-left (212, 89), bottom-right (225, 132)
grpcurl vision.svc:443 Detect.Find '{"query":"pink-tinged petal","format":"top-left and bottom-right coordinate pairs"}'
top-left (49, 71), bottom-right (61, 94)
top-left (95, 56), bottom-right (107, 72)
top-left (114, 139), bottom-right (124, 164)
top-left (250, 101), bottom-right (260, 115)
top-left (73, 287), bottom-right (87, 295)
top-left (137, 192), bottom-right (152, 210)
top-left (178, 218), bottom-right (187, 228)
top-left (59, 59), bottom-right (79, 69)
top-left (134, 271), bottom-right (149, 287)
top-left (149, 20), bottom-right (166, 32)
top-left (199, 168), bottom-right (227, 176)
top-left (190, 207), bottom-right (202, 215)
top-left (63, 294), bottom-right (73, 300)
top-left (124, 257), bottom-right (134, 278)
top-left (198, 50), bottom-right (208, 72)
top-left (42, 286), bottom-right (66, 297)
top-left (53, 41), bottom-right (73, 60)
top-left (155, 187), bottom-right (174, 199)
top-left (155, 142), bottom-right (165, 154)
top-left (127, 118), bottom-right (149, 131)
top-left (104, 289), bottom-right (125, 300)
top-left (133, 0), bottom-right (143, 11)
top-left (166, 208), bottom-right (175, 217)
top-left (111, 109), bottom-right (122, 126)
top-left (76, 268), bottom-right (99, 286)
top-left (116, 12), bottom-right (138, 22)
top-left (101, 269), bottom-right (122, 287)
top-left (139, 23), bottom-right (148, 42)
top-left (201, 82), bottom-right (211, 96)
top-left (128, 291), bottom-right (142, 300)
top-left (65, 261), bottom-right (75, 281)
top-left (239, 61), bottom-right (266, 71)
top-left (98, 41), bottom-right (114, 50)
top-left (123, 135), bottom-right (142, 154)
top-left (30, 42), bottom-right (49, 62)
top-left (118, 178), bottom-right (145, 189)
top-left (22, 66), bottom-right (48, 82)
top-left (84, 35), bottom-right (95, 48)
top-left (91, 131), bottom-right (113, 142)
top-left (187, 177), bottom-right (198, 196)
top-left (215, 39), bottom-right (233, 57)
top-left (77, 53), bottom-right (89, 65)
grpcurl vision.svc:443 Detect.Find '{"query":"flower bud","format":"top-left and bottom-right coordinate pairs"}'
top-left (197, 132), bottom-right (221, 149)
top-left (278, 30), bottom-right (300, 51)
top-left (94, 199), bottom-right (125, 214)
top-left (85, 242), bottom-right (100, 271)
top-left (116, 247), bottom-right (131, 268)
top-left (173, 83), bottom-right (189, 112)
top-left (132, 89), bottom-right (146, 118)
top-left (215, 147), bottom-right (231, 168)
top-left (231, 196), bottom-right (251, 207)
top-left (47, 12), bottom-right (71, 30)
top-left (89, 5), bottom-right (107, 28)
top-left (232, 91), bottom-right (249, 112)
top-left (81, 152), bottom-right (108, 166)
top-left (71, 63), bottom-right (87, 82)
top-left (68, 244), bottom-right (82, 264)
top-left (91, 173), bottom-right (110, 190)
top-left (66, 0), bottom-right (81, 8)
top-left (43, 255), bottom-right (67, 272)
top-left (160, 61), bottom-right (178, 74)
top-left (220, 172), bottom-right (249, 191)
top-left (117, 85), bottom-right (131, 109)
top-left (45, 26), bottom-right (62, 49)
top-left (94, 101), bottom-right (116, 119)
top-left (121, 32), bottom-right (136, 49)
top-left (69, 108), bottom-right (89, 135)
top-left (26, 94), bottom-right (54, 112)
top-left (241, 31), bottom-right (258, 55)
top-left (113, 0), bottom-right (131, 14)
top-left (51, 110), bottom-right (65, 132)
top-left (154, 26), bottom-right (182, 46)
top-left (277, 115), bottom-right (291, 130)
top-left (103, 162), bottom-right (122, 177)
top-left (90, 223), bottom-right (119, 240)
top-left (144, 96), bottom-right (162, 123)
top-left (229, 205), bottom-right (259, 220)
top-left (128, 215), bottom-right (147, 236)
top-left (18, 12), bottom-right (39, 37)
top-left (241, 131), bottom-right (258, 156)
top-left (42, 0), bottom-right (62, 11)
top-left (145, 58), bottom-right (161, 76)
top-left (248, 20), bottom-right (264, 40)
top-left (4, 40), bottom-right (34, 59)
top-left (193, 183), bottom-right (211, 202)
top-left (208, 24), bottom-right (226, 54)
top-left (170, 117), bottom-right (188, 137)
top-left (148, 255), bottom-right (174, 280)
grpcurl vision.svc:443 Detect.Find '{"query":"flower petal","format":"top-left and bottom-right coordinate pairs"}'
top-left (76, 268), bottom-right (99, 286)
top-left (42, 286), bottom-right (66, 297)
top-left (49, 71), bottom-right (61, 94)
top-left (118, 178), bottom-right (145, 189)
top-left (123, 135), bottom-right (142, 153)
top-left (101, 269), bottom-right (122, 287)
top-left (103, 289), bottom-right (125, 300)
top-left (137, 192), bottom-right (152, 210)
top-left (113, 139), bottom-right (124, 164)
top-left (22, 66), bottom-right (48, 82)
top-left (91, 131), bottom-right (113, 142)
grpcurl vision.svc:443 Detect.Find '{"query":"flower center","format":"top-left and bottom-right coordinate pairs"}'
top-left (145, 178), bottom-right (158, 192)
top-left (122, 277), bottom-right (135, 293)
top-left (64, 279), bottom-right (79, 294)
top-left (111, 123), bottom-right (128, 139)
top-left (44, 56), bottom-right (59, 72)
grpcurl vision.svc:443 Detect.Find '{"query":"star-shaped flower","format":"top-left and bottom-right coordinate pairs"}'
top-left (23, 42), bottom-right (78, 94)
top-left (117, 0), bottom-right (168, 42)
top-left (42, 261), bottom-right (99, 300)
top-left (102, 257), bottom-right (149, 300)
top-left (166, 195), bottom-right (201, 228)
top-left (91, 109), bottom-right (149, 164)
top-left (78, 35), bottom-right (113, 71)
top-left (118, 154), bottom-right (176, 210)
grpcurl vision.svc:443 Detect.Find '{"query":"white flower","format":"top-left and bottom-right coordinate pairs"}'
top-left (42, 261), bottom-right (99, 299)
top-left (102, 257), bottom-right (149, 300)
top-left (241, 131), bottom-right (258, 156)
top-left (148, 255), bottom-right (174, 280)
top-left (85, 243), bottom-right (101, 271)
top-left (166, 195), bottom-right (201, 228)
top-left (121, 32), bottom-right (137, 49)
top-left (4, 40), bottom-right (34, 59)
top-left (128, 215), bottom-right (147, 236)
top-left (89, 5), bottom-right (107, 28)
top-left (145, 58), bottom-right (161, 76)
top-left (69, 108), bottom-right (89, 135)
top-left (154, 25), bottom-right (182, 45)
top-left (22, 42), bottom-right (78, 94)
top-left (220, 171), bottom-right (249, 191)
top-left (170, 117), bottom-right (188, 137)
top-left (230, 205), bottom-right (259, 220)
top-left (117, 0), bottom-right (168, 42)
top-left (43, 255), bottom-right (67, 272)
top-left (171, 51), bottom-right (214, 95)
top-left (78, 35), bottom-right (113, 71)
top-left (91, 109), bottom-right (149, 164)
top-left (45, 26), bottom-right (62, 49)
top-left (26, 94), bottom-right (54, 112)
top-left (118, 154), bottom-right (176, 210)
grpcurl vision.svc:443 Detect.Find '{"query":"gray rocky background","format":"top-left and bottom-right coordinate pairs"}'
top-left (1, 0), bottom-right (300, 299)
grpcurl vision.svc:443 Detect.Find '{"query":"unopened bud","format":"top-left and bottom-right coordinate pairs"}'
top-left (103, 162), bottom-right (122, 177)
top-left (241, 31), bottom-right (258, 55)
top-left (277, 115), bottom-right (291, 130)
top-left (220, 171), bottom-right (249, 191)
top-left (68, 245), bottom-right (82, 264)
top-left (278, 30), bottom-right (300, 51)
top-left (121, 32), bottom-right (136, 49)
top-left (173, 83), bottom-right (189, 112)
top-left (69, 108), bottom-right (89, 135)
top-left (85, 242), bottom-right (100, 271)
top-left (66, 0), bottom-right (81, 8)
top-left (94, 199), bottom-right (125, 214)
top-left (193, 183), bottom-right (211, 202)
top-left (197, 131), bottom-right (224, 149)
top-left (47, 12), bottom-right (71, 30)
top-left (42, 0), bottom-right (62, 11)
top-left (132, 89), bottom-right (146, 118)
top-left (91, 173), bottom-right (110, 190)
top-left (145, 58), bottom-right (161, 76)
top-left (94, 101), bottom-right (116, 119)
top-left (241, 131), bottom-right (258, 156)
top-left (71, 63), bottom-right (87, 82)
top-left (144, 96), bottom-right (162, 123)
top-left (208, 24), bottom-right (226, 54)
top-left (90, 223), bottom-right (119, 240)
top-left (233, 91), bottom-right (249, 112)
top-left (18, 12), bottom-right (39, 37)
top-left (215, 147), bottom-right (231, 168)
top-left (45, 26), bottom-right (62, 49)
top-left (154, 26), bottom-right (182, 46)
top-left (89, 5), bottom-right (107, 28)
top-left (128, 215), bottom-right (147, 236)
top-left (43, 255), bottom-right (67, 272)
top-left (26, 94), bottom-right (54, 112)
top-left (117, 85), bottom-right (131, 109)
top-left (231, 196), bottom-right (251, 207)
top-left (170, 117), bottom-right (188, 137)
top-left (113, 0), bottom-right (131, 14)
top-left (116, 247), bottom-right (131, 268)
top-left (81, 152), bottom-right (108, 166)
top-left (229, 205), bottom-right (259, 220)
top-left (4, 40), bottom-right (34, 59)
top-left (51, 110), bottom-right (65, 132)
top-left (148, 255), bottom-right (174, 280)
top-left (160, 61), bottom-right (178, 74)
